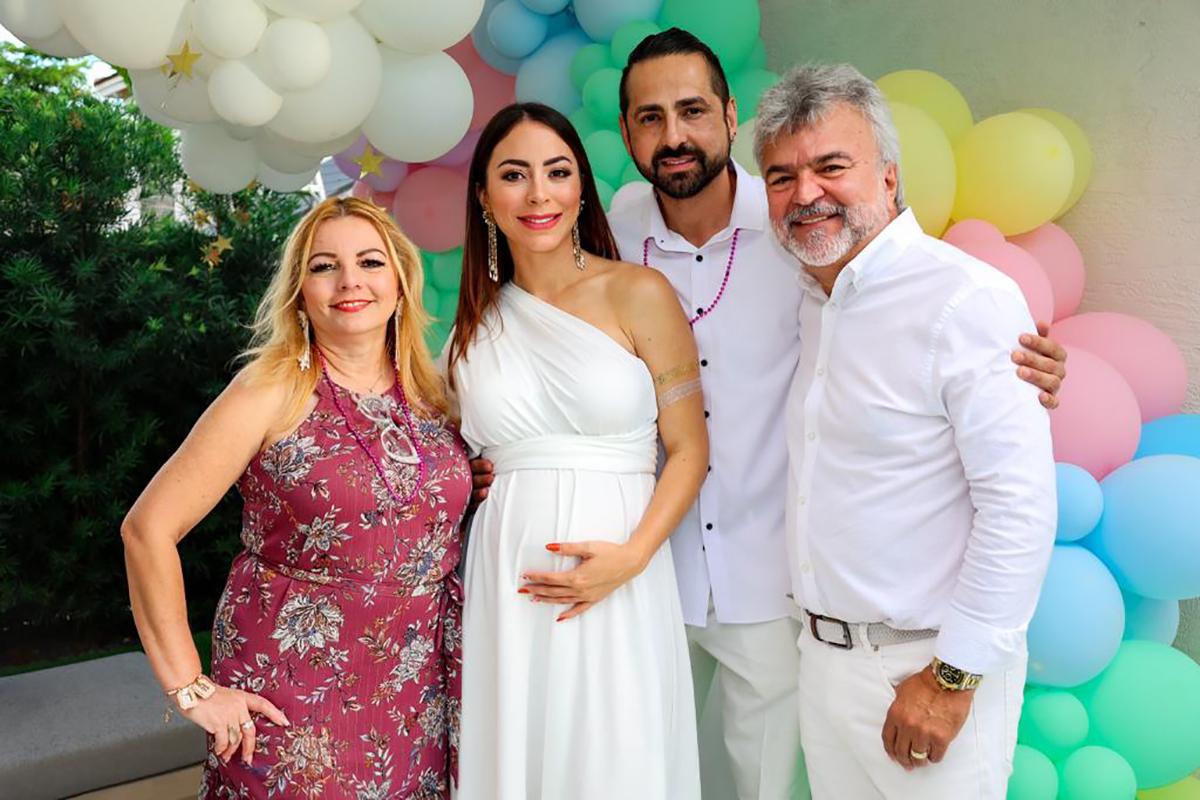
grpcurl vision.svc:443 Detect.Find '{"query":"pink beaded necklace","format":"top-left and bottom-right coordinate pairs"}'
top-left (643, 227), bottom-right (741, 326)
top-left (317, 348), bottom-right (426, 508)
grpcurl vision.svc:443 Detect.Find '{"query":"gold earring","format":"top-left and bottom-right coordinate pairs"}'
top-left (573, 198), bottom-right (586, 271)
top-left (483, 209), bottom-right (499, 282)
top-left (296, 309), bottom-right (311, 371)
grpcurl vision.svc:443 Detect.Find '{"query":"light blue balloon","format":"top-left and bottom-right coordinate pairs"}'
top-left (515, 28), bottom-right (591, 114)
top-left (1121, 588), bottom-right (1180, 645)
top-left (544, 8), bottom-right (577, 37)
top-left (521, 0), bottom-right (570, 13)
top-left (472, 0), bottom-right (524, 75)
top-left (488, 0), bottom-right (550, 60)
top-left (1135, 413), bottom-right (1200, 459)
top-left (573, 0), bottom-right (663, 43)
top-left (1027, 544), bottom-right (1125, 688)
top-left (1084, 454), bottom-right (1200, 600)
top-left (1056, 462), bottom-right (1103, 542)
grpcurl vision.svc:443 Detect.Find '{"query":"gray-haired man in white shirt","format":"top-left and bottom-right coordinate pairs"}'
top-left (755, 64), bottom-right (1057, 799)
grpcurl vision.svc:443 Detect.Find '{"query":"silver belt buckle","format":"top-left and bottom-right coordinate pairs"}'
top-left (808, 612), bottom-right (853, 650)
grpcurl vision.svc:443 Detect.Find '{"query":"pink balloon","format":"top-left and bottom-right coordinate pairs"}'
top-left (954, 240), bottom-right (1056, 324)
top-left (447, 36), bottom-right (517, 131)
top-left (430, 129), bottom-right (482, 168)
top-left (1008, 223), bottom-right (1086, 321)
top-left (392, 167), bottom-right (467, 252)
top-left (364, 158), bottom-right (409, 193)
top-left (942, 219), bottom-right (1005, 249)
top-left (1050, 346), bottom-right (1141, 480)
top-left (334, 134), bottom-right (371, 180)
top-left (1052, 312), bottom-right (1188, 423)
top-left (370, 189), bottom-right (396, 209)
top-left (351, 180), bottom-right (372, 200)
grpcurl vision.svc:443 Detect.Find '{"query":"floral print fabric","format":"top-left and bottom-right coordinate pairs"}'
top-left (201, 379), bottom-right (470, 799)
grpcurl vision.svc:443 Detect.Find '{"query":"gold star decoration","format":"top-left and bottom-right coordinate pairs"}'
top-left (201, 243), bottom-right (222, 269)
top-left (192, 209), bottom-right (211, 226)
top-left (354, 145), bottom-right (385, 178)
top-left (165, 41), bottom-right (202, 79)
top-left (213, 235), bottom-right (233, 255)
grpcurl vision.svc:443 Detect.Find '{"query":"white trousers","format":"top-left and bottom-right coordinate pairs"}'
top-left (797, 622), bottom-right (1024, 800)
top-left (688, 607), bottom-right (808, 800)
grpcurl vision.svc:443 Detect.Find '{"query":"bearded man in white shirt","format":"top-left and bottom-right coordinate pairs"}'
top-left (754, 63), bottom-right (1058, 799)
top-left (471, 32), bottom-right (1067, 800)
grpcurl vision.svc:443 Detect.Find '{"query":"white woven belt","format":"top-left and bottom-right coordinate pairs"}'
top-left (804, 610), bottom-right (938, 651)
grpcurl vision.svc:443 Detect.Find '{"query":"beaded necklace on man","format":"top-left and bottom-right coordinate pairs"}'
top-left (642, 226), bottom-right (741, 326)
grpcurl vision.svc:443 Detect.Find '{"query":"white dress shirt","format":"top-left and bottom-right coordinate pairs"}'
top-left (608, 161), bottom-right (804, 627)
top-left (785, 209), bottom-right (1057, 674)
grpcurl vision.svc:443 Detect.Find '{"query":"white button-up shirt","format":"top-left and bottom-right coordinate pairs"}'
top-left (608, 161), bottom-right (804, 626)
top-left (785, 209), bottom-right (1056, 674)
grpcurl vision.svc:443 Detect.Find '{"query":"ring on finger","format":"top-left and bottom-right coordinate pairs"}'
top-left (241, 719), bottom-right (255, 730)
top-left (910, 749), bottom-right (929, 761)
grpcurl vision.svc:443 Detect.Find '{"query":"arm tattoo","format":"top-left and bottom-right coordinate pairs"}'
top-left (658, 378), bottom-right (702, 409)
top-left (654, 361), bottom-right (700, 388)
top-left (654, 361), bottom-right (702, 410)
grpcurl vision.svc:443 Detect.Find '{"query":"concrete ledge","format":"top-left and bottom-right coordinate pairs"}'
top-left (0, 653), bottom-right (206, 800)
top-left (68, 764), bottom-right (202, 800)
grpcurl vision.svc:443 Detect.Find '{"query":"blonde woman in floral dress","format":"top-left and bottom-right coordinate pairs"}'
top-left (123, 198), bottom-right (470, 799)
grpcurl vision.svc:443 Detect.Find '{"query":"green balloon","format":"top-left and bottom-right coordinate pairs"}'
top-left (421, 280), bottom-right (441, 320)
top-left (582, 67), bottom-right (623, 130)
top-left (1075, 640), bottom-right (1200, 788)
top-left (596, 178), bottom-right (616, 211)
top-left (731, 67), bottom-right (780, 122)
top-left (570, 43), bottom-right (614, 94)
top-left (1017, 689), bottom-right (1090, 761)
top-left (1007, 745), bottom-right (1058, 800)
top-left (745, 37), bottom-right (768, 71)
top-left (569, 107), bottom-right (602, 142)
top-left (610, 19), bottom-right (660, 67)
top-left (424, 319), bottom-right (451, 357)
top-left (620, 160), bottom-right (648, 186)
top-left (658, 0), bottom-right (761, 72)
top-left (429, 247), bottom-right (463, 292)
top-left (583, 129), bottom-right (627, 185)
top-left (1058, 747), bottom-right (1138, 800)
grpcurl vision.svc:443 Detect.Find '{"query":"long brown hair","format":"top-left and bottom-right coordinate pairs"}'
top-left (446, 102), bottom-right (620, 382)
top-left (240, 197), bottom-right (447, 431)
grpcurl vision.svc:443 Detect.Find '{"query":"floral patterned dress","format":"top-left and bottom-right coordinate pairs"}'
top-left (200, 379), bottom-right (470, 800)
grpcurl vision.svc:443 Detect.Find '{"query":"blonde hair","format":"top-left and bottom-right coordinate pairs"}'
top-left (240, 197), bottom-right (448, 431)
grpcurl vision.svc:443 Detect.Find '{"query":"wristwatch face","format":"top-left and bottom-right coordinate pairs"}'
top-left (936, 661), bottom-right (966, 686)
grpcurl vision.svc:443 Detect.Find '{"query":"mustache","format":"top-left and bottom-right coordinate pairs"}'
top-left (783, 204), bottom-right (846, 226)
top-left (652, 143), bottom-right (705, 167)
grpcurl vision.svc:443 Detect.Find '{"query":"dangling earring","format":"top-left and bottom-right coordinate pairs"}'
top-left (573, 198), bottom-right (586, 271)
top-left (392, 306), bottom-right (402, 363)
top-left (296, 309), bottom-right (311, 371)
top-left (483, 209), bottom-right (499, 282)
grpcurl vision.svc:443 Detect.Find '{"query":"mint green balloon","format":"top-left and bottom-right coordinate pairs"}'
top-left (428, 247), bottom-right (463, 292)
top-left (745, 37), bottom-right (768, 71)
top-left (1058, 747), bottom-right (1137, 800)
top-left (569, 107), bottom-right (603, 142)
top-left (570, 43), bottom-right (614, 94)
top-left (1007, 745), bottom-right (1058, 800)
top-left (596, 177), bottom-right (615, 211)
top-left (731, 68), bottom-right (779, 122)
top-left (425, 318), bottom-right (452, 356)
top-left (582, 67), bottom-right (622, 130)
top-left (421, 280), bottom-right (442, 320)
top-left (620, 160), bottom-right (648, 186)
top-left (1075, 640), bottom-right (1200, 788)
top-left (658, 0), bottom-right (760, 72)
top-left (583, 128), bottom-right (627, 185)
top-left (610, 19), bottom-right (660, 66)
top-left (1017, 689), bottom-right (1089, 761)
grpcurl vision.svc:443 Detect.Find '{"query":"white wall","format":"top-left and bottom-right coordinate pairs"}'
top-left (759, 0), bottom-right (1200, 658)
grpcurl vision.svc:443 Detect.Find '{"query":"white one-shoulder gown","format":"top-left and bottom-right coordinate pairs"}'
top-left (452, 283), bottom-right (700, 800)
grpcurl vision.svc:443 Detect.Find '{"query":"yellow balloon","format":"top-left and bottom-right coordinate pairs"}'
top-left (732, 116), bottom-right (760, 176)
top-left (877, 69), bottom-right (973, 145)
top-left (1022, 107), bottom-right (1094, 219)
top-left (1137, 775), bottom-right (1200, 800)
top-left (953, 112), bottom-right (1074, 236)
top-left (888, 101), bottom-right (956, 237)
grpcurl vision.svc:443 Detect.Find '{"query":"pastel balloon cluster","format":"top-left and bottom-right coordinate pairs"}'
top-left (1, 0), bottom-right (488, 195)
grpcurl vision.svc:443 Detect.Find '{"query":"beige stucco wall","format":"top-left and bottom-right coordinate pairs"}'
top-left (759, 0), bottom-right (1200, 660)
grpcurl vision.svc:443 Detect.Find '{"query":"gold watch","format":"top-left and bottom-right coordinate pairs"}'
top-left (931, 657), bottom-right (982, 691)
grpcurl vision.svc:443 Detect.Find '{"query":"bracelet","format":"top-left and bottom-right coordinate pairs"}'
top-left (163, 673), bottom-right (217, 722)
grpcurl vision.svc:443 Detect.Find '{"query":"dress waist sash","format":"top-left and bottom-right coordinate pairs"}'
top-left (484, 426), bottom-right (657, 475)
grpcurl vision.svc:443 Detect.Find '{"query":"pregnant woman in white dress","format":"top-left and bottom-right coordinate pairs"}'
top-left (447, 103), bottom-right (707, 799)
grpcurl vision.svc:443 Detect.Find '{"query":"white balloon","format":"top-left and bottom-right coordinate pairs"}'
top-left (23, 26), bottom-right (89, 58)
top-left (267, 16), bottom-right (380, 144)
top-left (208, 60), bottom-right (282, 127)
top-left (363, 49), bottom-right (472, 162)
top-left (257, 162), bottom-right (318, 192)
top-left (224, 122), bottom-right (260, 141)
top-left (609, 181), bottom-right (653, 214)
top-left (355, 0), bottom-right (485, 55)
top-left (193, 0), bottom-right (268, 60)
top-left (0, 0), bottom-right (64, 41)
top-left (59, 0), bottom-right (190, 71)
top-left (130, 67), bottom-right (220, 126)
top-left (253, 133), bottom-right (322, 173)
top-left (256, 17), bottom-right (331, 91)
top-left (182, 124), bottom-right (259, 193)
top-left (260, 125), bottom-right (362, 159)
top-left (257, 0), bottom-right (361, 21)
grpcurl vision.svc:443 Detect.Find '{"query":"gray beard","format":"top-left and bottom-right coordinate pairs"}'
top-left (774, 200), bottom-right (891, 268)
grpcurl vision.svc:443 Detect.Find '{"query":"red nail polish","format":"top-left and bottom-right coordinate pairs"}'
top-left (517, 588), bottom-right (529, 594)
top-left (546, 543), bottom-right (561, 552)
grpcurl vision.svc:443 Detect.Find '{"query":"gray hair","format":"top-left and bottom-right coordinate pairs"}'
top-left (753, 63), bottom-right (906, 209)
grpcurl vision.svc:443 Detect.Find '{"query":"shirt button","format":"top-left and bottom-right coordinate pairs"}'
top-left (700, 359), bottom-right (708, 367)
top-left (695, 254), bottom-right (704, 262)
top-left (706, 523), bottom-right (713, 530)
top-left (829, 301), bottom-right (839, 309)
top-left (704, 410), bottom-right (710, 418)
top-left (807, 431), bottom-right (816, 441)
top-left (801, 563), bottom-right (812, 573)
top-left (816, 367), bottom-right (825, 376)
top-left (696, 306), bottom-right (704, 315)
top-left (799, 496), bottom-right (807, 505)
top-left (707, 465), bottom-right (712, 473)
